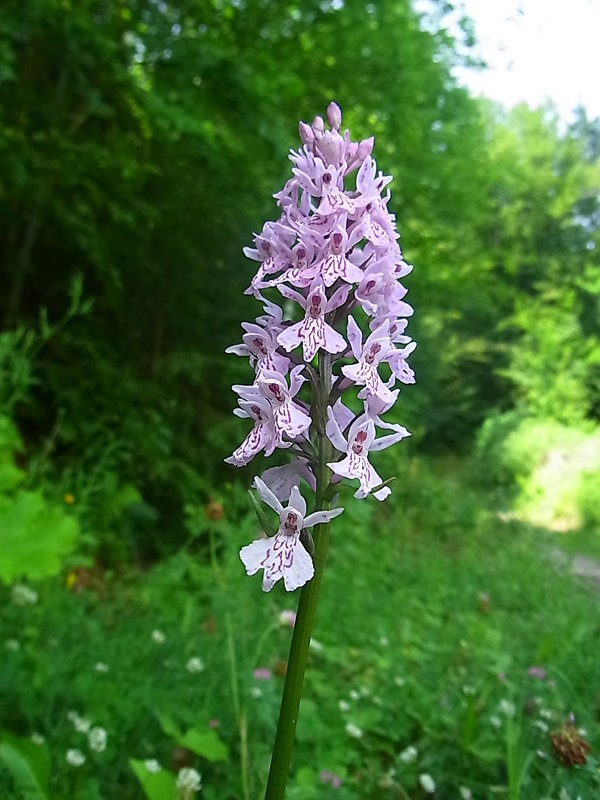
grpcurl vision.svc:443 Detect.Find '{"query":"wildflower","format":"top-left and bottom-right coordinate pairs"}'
top-left (394, 675), bottom-right (405, 687)
top-left (88, 726), bottom-right (107, 753)
top-left (67, 711), bottom-right (91, 733)
top-left (5, 638), bottom-right (20, 651)
top-left (339, 700), bottom-right (350, 712)
top-left (253, 667), bottom-right (271, 680)
top-left (419, 773), bottom-right (436, 794)
top-left (399, 745), bottom-right (418, 763)
top-left (186, 657), bottom-right (205, 674)
top-left (320, 770), bottom-right (342, 788)
top-left (379, 635), bottom-right (389, 646)
top-left (539, 707), bottom-right (553, 720)
top-left (31, 733), bottom-right (45, 745)
top-left (499, 699), bottom-right (516, 718)
top-left (551, 718), bottom-right (591, 766)
top-left (64, 493), bottom-right (75, 504)
top-left (250, 686), bottom-right (262, 699)
top-left (459, 787), bottom-right (472, 800)
top-left (66, 749), bottom-right (86, 767)
top-left (205, 500), bottom-right (223, 521)
top-left (349, 689), bottom-right (360, 701)
top-left (278, 609), bottom-right (296, 627)
top-left (228, 101), bottom-right (416, 593)
top-left (152, 629), bottom-right (166, 645)
top-left (144, 759), bottom-right (161, 772)
top-left (176, 766), bottom-right (202, 797)
top-left (462, 685), bottom-right (476, 696)
top-left (490, 715), bottom-right (502, 729)
top-left (533, 719), bottom-right (549, 733)
top-left (11, 583), bottom-right (38, 605)
top-left (345, 722), bottom-right (363, 739)
top-left (239, 480), bottom-right (343, 592)
top-left (528, 666), bottom-right (546, 680)
top-left (94, 662), bottom-right (109, 673)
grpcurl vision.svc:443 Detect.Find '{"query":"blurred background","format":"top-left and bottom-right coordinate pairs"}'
top-left (1, 1), bottom-right (599, 799)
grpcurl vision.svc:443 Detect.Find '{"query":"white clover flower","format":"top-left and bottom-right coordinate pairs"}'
top-left (152, 629), bottom-right (166, 645)
top-left (5, 639), bottom-right (20, 651)
top-left (88, 726), bottom-right (107, 753)
top-left (186, 657), bottom-right (205, 674)
top-left (349, 689), bottom-right (360, 701)
top-left (462, 685), bottom-right (476, 696)
top-left (250, 686), bottom-right (262, 699)
top-left (31, 733), bottom-right (45, 745)
top-left (67, 711), bottom-right (91, 733)
top-left (339, 700), bottom-right (350, 712)
top-left (11, 584), bottom-right (38, 605)
top-left (393, 675), bottom-right (405, 687)
top-left (533, 719), bottom-right (549, 733)
top-left (94, 662), bottom-right (109, 673)
top-left (144, 759), bottom-right (161, 772)
top-left (539, 708), bottom-right (553, 720)
top-left (278, 609), bottom-right (296, 627)
top-left (399, 745), bottom-right (418, 763)
top-left (459, 787), bottom-right (472, 800)
top-left (345, 722), bottom-right (363, 739)
top-left (379, 635), bottom-right (389, 646)
top-left (176, 766), bottom-right (202, 794)
top-left (419, 773), bottom-right (436, 794)
top-left (499, 699), bottom-right (516, 718)
top-left (66, 749), bottom-right (86, 767)
top-left (490, 715), bottom-right (502, 729)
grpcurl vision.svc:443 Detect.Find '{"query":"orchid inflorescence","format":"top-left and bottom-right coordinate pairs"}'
top-left (226, 101), bottom-right (416, 593)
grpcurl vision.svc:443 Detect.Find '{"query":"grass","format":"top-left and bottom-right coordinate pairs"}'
top-left (1, 456), bottom-right (599, 799)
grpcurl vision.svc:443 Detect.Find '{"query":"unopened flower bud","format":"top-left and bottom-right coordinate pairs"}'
top-left (326, 101), bottom-right (342, 130)
top-left (317, 130), bottom-right (345, 165)
top-left (312, 115), bottom-right (324, 140)
top-left (357, 136), bottom-right (374, 161)
top-left (298, 121), bottom-right (314, 147)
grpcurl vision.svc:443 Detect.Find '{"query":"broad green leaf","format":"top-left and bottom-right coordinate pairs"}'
top-left (0, 491), bottom-right (79, 584)
top-left (178, 728), bottom-right (228, 762)
top-left (130, 759), bottom-right (177, 800)
top-left (0, 732), bottom-right (51, 800)
top-left (158, 715), bottom-right (228, 762)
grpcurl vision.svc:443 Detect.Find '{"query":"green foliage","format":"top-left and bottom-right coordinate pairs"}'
top-left (0, 415), bottom-right (79, 584)
top-left (1, 463), bottom-right (599, 798)
top-left (130, 760), bottom-right (177, 800)
top-left (475, 411), bottom-right (600, 532)
top-left (0, 732), bottom-right (51, 800)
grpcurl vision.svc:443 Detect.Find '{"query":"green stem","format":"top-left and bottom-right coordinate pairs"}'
top-left (264, 354), bottom-right (333, 800)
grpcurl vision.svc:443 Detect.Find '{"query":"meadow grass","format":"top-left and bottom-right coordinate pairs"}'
top-left (1, 457), bottom-right (598, 799)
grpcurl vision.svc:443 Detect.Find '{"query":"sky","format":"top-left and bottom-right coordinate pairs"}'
top-left (423, 0), bottom-right (600, 121)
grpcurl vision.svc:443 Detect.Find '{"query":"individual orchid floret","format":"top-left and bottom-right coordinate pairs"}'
top-left (342, 318), bottom-right (396, 403)
top-left (226, 321), bottom-right (290, 378)
top-left (277, 280), bottom-right (349, 362)
top-left (326, 414), bottom-right (390, 501)
top-left (319, 223), bottom-right (365, 287)
top-left (257, 366), bottom-right (311, 444)
top-left (225, 397), bottom-right (279, 467)
top-left (260, 460), bottom-right (316, 502)
top-left (240, 479), bottom-right (343, 592)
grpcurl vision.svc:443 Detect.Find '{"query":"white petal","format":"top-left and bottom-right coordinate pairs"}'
top-left (283, 541), bottom-right (314, 591)
top-left (289, 485), bottom-right (307, 517)
top-left (253, 477), bottom-right (283, 514)
top-left (303, 507), bottom-right (344, 528)
top-left (239, 538), bottom-right (270, 576)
